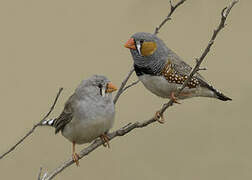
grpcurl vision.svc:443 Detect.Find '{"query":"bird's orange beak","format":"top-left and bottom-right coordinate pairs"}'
top-left (124, 38), bottom-right (136, 50)
top-left (106, 82), bottom-right (117, 93)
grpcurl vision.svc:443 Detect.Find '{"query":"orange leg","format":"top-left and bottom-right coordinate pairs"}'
top-left (100, 134), bottom-right (110, 148)
top-left (170, 92), bottom-right (181, 104)
top-left (72, 142), bottom-right (80, 167)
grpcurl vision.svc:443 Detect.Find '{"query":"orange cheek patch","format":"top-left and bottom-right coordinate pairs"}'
top-left (141, 42), bottom-right (157, 56)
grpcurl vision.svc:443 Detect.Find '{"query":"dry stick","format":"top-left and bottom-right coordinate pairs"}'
top-left (0, 88), bottom-right (63, 160)
top-left (38, 167), bottom-right (43, 180)
top-left (40, 1), bottom-right (238, 179)
top-left (154, 0), bottom-right (187, 35)
top-left (113, 67), bottom-right (135, 104)
top-left (123, 80), bottom-right (140, 92)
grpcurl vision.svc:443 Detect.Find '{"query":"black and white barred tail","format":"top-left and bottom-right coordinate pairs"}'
top-left (42, 118), bottom-right (57, 127)
top-left (205, 83), bottom-right (232, 101)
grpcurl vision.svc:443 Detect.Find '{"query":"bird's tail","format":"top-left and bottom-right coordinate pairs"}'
top-left (41, 118), bottom-right (57, 127)
top-left (198, 79), bottom-right (232, 101)
top-left (206, 83), bottom-right (232, 101)
top-left (215, 91), bottom-right (232, 101)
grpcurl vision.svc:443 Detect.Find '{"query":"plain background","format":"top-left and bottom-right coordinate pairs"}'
top-left (0, 0), bottom-right (251, 179)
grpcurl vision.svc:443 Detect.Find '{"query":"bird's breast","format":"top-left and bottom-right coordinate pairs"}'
top-left (138, 74), bottom-right (178, 98)
top-left (62, 101), bottom-right (115, 144)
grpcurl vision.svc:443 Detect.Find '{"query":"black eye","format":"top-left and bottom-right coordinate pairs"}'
top-left (140, 40), bottom-right (144, 44)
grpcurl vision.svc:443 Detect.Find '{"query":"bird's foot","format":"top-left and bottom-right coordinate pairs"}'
top-left (154, 110), bottom-right (165, 124)
top-left (100, 134), bottom-right (110, 148)
top-left (170, 92), bottom-right (181, 104)
top-left (72, 152), bottom-right (80, 167)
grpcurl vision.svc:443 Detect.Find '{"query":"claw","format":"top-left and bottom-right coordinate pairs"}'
top-left (154, 111), bottom-right (165, 124)
top-left (72, 152), bottom-right (80, 166)
top-left (100, 134), bottom-right (110, 148)
top-left (72, 142), bottom-right (80, 166)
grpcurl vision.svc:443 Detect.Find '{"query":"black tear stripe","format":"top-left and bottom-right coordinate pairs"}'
top-left (98, 84), bottom-right (103, 96)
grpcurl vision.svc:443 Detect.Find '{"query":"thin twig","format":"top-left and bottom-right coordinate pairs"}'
top-left (0, 88), bottom-right (63, 160)
top-left (40, 1), bottom-right (238, 179)
top-left (154, 0), bottom-right (187, 35)
top-left (41, 117), bottom-right (157, 180)
top-left (123, 80), bottom-right (140, 92)
top-left (38, 167), bottom-right (43, 180)
top-left (113, 67), bottom-right (135, 104)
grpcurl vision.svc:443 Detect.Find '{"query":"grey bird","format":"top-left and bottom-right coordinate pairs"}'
top-left (42, 75), bottom-right (117, 166)
top-left (124, 32), bottom-right (231, 122)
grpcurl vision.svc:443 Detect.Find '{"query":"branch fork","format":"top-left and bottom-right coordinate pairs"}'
top-left (0, 0), bottom-right (239, 179)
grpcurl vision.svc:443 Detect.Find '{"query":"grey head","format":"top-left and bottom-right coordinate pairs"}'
top-left (75, 75), bottom-right (117, 102)
top-left (125, 32), bottom-right (170, 75)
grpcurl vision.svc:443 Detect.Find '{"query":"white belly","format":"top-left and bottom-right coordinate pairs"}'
top-left (138, 74), bottom-right (214, 99)
top-left (139, 75), bottom-right (178, 98)
top-left (62, 114), bottom-right (115, 144)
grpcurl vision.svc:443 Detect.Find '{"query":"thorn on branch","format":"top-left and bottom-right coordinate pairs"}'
top-left (195, 58), bottom-right (199, 64)
top-left (221, 7), bottom-right (228, 18)
top-left (197, 67), bottom-right (207, 71)
top-left (169, 0), bottom-right (174, 9)
top-left (38, 167), bottom-right (42, 180)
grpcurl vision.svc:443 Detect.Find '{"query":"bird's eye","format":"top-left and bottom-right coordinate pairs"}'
top-left (140, 40), bottom-right (144, 44)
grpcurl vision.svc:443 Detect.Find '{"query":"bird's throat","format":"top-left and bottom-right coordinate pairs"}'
top-left (134, 60), bottom-right (166, 77)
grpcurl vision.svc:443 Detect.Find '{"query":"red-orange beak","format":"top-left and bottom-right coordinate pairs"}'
top-left (106, 82), bottom-right (117, 93)
top-left (124, 38), bottom-right (136, 50)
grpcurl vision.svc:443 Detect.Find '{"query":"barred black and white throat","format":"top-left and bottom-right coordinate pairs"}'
top-left (127, 32), bottom-right (231, 101)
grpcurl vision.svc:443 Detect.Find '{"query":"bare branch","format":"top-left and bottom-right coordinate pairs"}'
top-left (38, 167), bottom-right (42, 180)
top-left (154, 0), bottom-right (187, 35)
top-left (197, 67), bottom-right (207, 71)
top-left (0, 88), bottom-right (63, 160)
top-left (123, 80), bottom-right (140, 92)
top-left (113, 66), bottom-right (135, 104)
top-left (41, 117), bottom-right (157, 180)
top-left (40, 1), bottom-right (238, 179)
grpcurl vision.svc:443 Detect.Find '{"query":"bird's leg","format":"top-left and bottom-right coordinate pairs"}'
top-left (100, 134), bottom-right (110, 148)
top-left (170, 92), bottom-right (181, 104)
top-left (72, 141), bottom-right (80, 167)
top-left (154, 92), bottom-right (181, 124)
top-left (154, 110), bottom-right (165, 124)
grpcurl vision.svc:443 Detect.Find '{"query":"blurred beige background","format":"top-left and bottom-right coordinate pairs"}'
top-left (0, 0), bottom-right (251, 179)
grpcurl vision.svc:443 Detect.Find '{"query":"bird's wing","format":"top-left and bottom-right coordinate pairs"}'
top-left (159, 48), bottom-right (212, 89)
top-left (54, 94), bottom-right (76, 134)
top-left (167, 50), bottom-right (205, 80)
